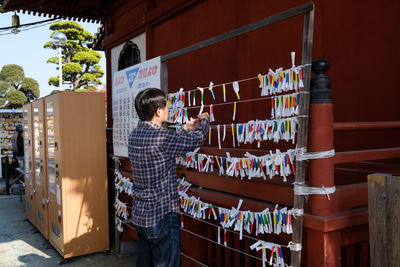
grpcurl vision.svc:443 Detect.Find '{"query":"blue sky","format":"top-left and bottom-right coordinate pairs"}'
top-left (0, 12), bottom-right (106, 97)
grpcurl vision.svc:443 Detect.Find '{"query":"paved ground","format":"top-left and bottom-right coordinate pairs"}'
top-left (0, 192), bottom-right (137, 267)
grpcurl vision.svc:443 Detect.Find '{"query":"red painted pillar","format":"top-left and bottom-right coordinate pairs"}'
top-left (308, 106), bottom-right (335, 216)
top-left (307, 58), bottom-right (341, 267)
top-left (308, 58), bottom-right (335, 216)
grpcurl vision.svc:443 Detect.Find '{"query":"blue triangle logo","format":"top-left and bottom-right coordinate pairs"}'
top-left (126, 67), bottom-right (140, 88)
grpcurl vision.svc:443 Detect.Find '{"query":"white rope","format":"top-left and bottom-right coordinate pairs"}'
top-left (112, 156), bottom-right (122, 165)
top-left (296, 148), bottom-right (335, 161)
top-left (287, 241), bottom-right (302, 251)
top-left (291, 208), bottom-right (303, 217)
top-left (294, 184), bottom-right (336, 200)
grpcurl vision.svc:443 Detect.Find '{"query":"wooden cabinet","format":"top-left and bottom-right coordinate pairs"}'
top-left (32, 99), bottom-right (49, 239)
top-left (25, 91), bottom-right (109, 258)
top-left (45, 91), bottom-right (109, 258)
top-left (23, 103), bottom-right (36, 225)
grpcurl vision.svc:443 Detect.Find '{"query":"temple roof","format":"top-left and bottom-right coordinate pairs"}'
top-left (0, 0), bottom-right (113, 23)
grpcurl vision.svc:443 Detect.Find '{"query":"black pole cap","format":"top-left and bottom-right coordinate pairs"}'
top-left (310, 58), bottom-right (331, 104)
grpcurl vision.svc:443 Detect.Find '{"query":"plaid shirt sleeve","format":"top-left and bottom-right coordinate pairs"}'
top-left (162, 118), bottom-right (210, 158)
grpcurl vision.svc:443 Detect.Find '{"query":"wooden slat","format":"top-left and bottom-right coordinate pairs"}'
top-left (161, 2), bottom-right (314, 61)
top-left (188, 185), bottom-right (369, 234)
top-left (359, 241), bottom-right (370, 267)
top-left (224, 232), bottom-right (231, 266)
top-left (233, 234), bottom-right (240, 267)
top-left (334, 147), bottom-right (400, 164)
top-left (333, 183), bottom-right (368, 213)
top-left (334, 121), bottom-right (400, 131)
top-left (303, 208), bottom-right (368, 232)
top-left (341, 224), bottom-right (369, 246)
top-left (216, 232), bottom-right (222, 267)
top-left (206, 223), bottom-right (214, 267)
top-left (181, 170), bottom-right (294, 207)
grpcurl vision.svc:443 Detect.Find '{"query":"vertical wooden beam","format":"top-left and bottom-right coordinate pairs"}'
top-left (306, 229), bottom-right (341, 267)
top-left (291, 5), bottom-right (314, 267)
top-left (105, 47), bottom-right (113, 129)
top-left (145, 26), bottom-right (154, 59)
top-left (216, 240), bottom-right (222, 267)
top-left (206, 223), bottom-right (214, 266)
top-left (359, 241), bottom-right (369, 267)
top-left (244, 236), bottom-right (251, 267)
top-left (345, 244), bottom-right (356, 267)
top-left (233, 233), bottom-right (241, 267)
top-left (224, 232), bottom-right (231, 266)
top-left (160, 60), bottom-right (168, 93)
top-left (114, 157), bottom-right (120, 254)
top-left (368, 174), bottom-right (400, 267)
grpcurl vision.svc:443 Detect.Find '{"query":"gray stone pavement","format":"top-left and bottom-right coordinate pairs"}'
top-left (0, 194), bottom-right (137, 267)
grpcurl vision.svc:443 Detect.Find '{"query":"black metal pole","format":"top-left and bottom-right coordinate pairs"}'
top-left (5, 156), bottom-right (10, 195)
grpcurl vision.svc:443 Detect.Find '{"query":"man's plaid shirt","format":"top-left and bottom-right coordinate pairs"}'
top-left (128, 119), bottom-right (209, 227)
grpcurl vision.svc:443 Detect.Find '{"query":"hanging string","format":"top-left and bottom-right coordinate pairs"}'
top-left (115, 191), bottom-right (297, 243)
top-left (178, 91), bottom-right (308, 111)
top-left (115, 181), bottom-right (297, 264)
top-left (179, 63), bottom-right (311, 94)
top-left (117, 215), bottom-right (294, 265)
top-left (181, 252), bottom-right (208, 267)
top-left (180, 212), bottom-right (259, 243)
top-left (180, 227), bottom-right (263, 262)
top-left (115, 208), bottom-right (265, 263)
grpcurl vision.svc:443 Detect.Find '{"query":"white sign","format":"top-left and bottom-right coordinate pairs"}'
top-left (112, 56), bottom-right (161, 157)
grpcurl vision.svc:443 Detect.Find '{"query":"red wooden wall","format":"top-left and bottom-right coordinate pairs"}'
top-left (103, 0), bottom-right (400, 266)
top-left (105, 0), bottom-right (400, 151)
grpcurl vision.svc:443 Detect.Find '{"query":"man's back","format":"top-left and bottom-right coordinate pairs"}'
top-left (128, 119), bottom-right (209, 228)
top-left (11, 132), bottom-right (18, 152)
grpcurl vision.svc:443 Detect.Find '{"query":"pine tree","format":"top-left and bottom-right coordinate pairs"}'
top-left (0, 64), bottom-right (39, 109)
top-left (44, 21), bottom-right (104, 91)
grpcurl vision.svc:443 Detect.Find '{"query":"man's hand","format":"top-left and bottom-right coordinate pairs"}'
top-left (184, 118), bottom-right (200, 131)
top-left (198, 112), bottom-right (210, 121)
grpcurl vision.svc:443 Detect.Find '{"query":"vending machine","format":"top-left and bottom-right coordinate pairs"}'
top-left (45, 91), bottom-right (109, 258)
top-left (23, 103), bottom-right (36, 225)
top-left (32, 99), bottom-right (49, 239)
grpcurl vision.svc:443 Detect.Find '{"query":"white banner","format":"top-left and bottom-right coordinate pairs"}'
top-left (112, 56), bottom-right (161, 157)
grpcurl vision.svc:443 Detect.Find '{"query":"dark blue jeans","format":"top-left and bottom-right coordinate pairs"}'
top-left (134, 212), bottom-right (180, 267)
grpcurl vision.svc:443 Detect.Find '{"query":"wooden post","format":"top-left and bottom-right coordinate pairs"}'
top-left (5, 156), bottom-right (10, 195)
top-left (291, 6), bottom-right (314, 267)
top-left (309, 58), bottom-right (335, 217)
top-left (114, 157), bottom-right (121, 254)
top-left (368, 174), bottom-right (400, 267)
top-left (306, 58), bottom-right (341, 266)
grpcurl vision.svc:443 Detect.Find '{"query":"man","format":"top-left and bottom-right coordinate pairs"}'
top-left (11, 124), bottom-right (24, 179)
top-left (11, 124), bottom-right (23, 157)
top-left (128, 88), bottom-right (209, 267)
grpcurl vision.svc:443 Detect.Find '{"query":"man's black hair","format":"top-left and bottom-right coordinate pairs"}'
top-left (16, 124), bottom-right (23, 132)
top-left (134, 88), bottom-right (167, 121)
